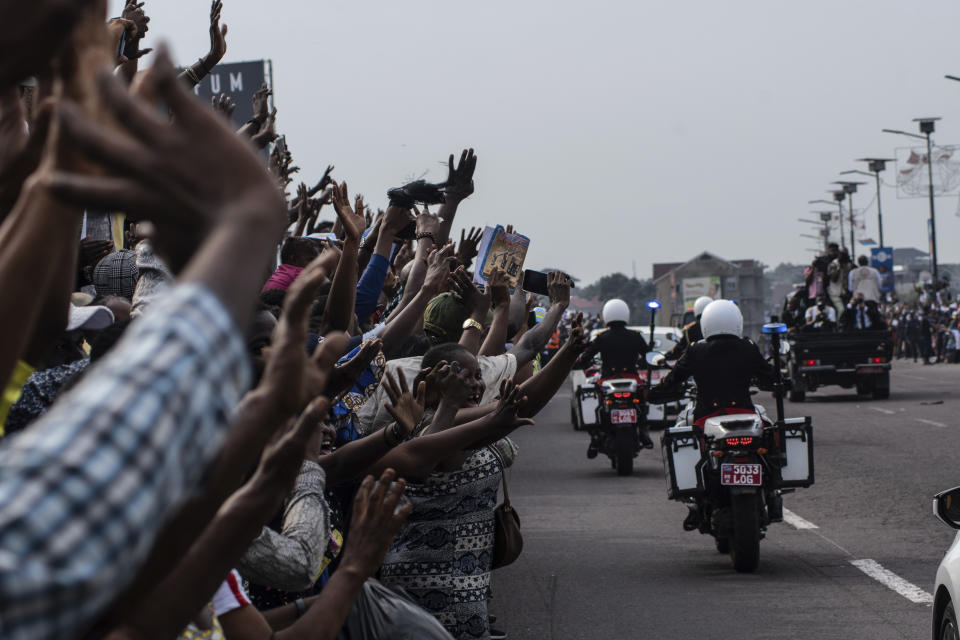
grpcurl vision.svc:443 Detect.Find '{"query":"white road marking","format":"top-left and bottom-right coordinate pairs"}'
top-left (915, 418), bottom-right (947, 428)
top-left (870, 407), bottom-right (896, 415)
top-left (783, 508), bottom-right (819, 529)
top-left (850, 559), bottom-right (934, 605)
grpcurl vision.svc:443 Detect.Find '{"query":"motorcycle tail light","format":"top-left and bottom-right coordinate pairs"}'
top-left (633, 399), bottom-right (640, 404)
top-left (757, 448), bottom-right (768, 455)
top-left (725, 436), bottom-right (754, 447)
top-left (711, 451), bottom-right (724, 458)
top-left (803, 359), bottom-right (819, 366)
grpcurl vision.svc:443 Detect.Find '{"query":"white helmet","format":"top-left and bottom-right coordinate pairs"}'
top-left (693, 296), bottom-right (713, 317)
top-left (602, 299), bottom-right (630, 326)
top-left (700, 299), bottom-right (742, 339)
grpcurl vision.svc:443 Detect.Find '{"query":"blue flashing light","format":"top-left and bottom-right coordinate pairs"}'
top-left (762, 323), bottom-right (788, 334)
top-left (646, 300), bottom-right (661, 310)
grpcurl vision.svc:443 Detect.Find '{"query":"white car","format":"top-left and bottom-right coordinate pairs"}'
top-left (932, 486), bottom-right (960, 639)
top-left (570, 325), bottom-right (683, 430)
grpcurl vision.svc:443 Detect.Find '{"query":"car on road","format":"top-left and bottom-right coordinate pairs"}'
top-left (932, 486), bottom-right (960, 639)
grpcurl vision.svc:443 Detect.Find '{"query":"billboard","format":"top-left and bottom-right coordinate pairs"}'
top-left (870, 247), bottom-right (895, 294)
top-left (188, 59), bottom-right (269, 129)
top-left (682, 276), bottom-right (720, 310)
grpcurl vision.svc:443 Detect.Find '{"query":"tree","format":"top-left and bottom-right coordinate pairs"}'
top-left (581, 273), bottom-right (657, 324)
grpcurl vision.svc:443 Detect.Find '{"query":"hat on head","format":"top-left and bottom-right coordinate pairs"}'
top-left (423, 293), bottom-right (469, 344)
top-left (67, 303), bottom-right (115, 332)
top-left (94, 250), bottom-right (139, 300)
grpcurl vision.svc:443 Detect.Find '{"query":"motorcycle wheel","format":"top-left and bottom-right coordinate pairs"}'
top-left (571, 405), bottom-right (581, 430)
top-left (615, 429), bottom-right (634, 476)
top-left (730, 492), bottom-right (761, 573)
top-left (715, 537), bottom-right (730, 554)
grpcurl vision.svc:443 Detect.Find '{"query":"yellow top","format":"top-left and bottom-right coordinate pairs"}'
top-left (0, 360), bottom-right (36, 436)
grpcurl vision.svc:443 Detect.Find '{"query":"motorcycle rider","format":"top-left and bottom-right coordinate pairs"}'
top-left (574, 298), bottom-right (652, 454)
top-left (648, 300), bottom-right (779, 528)
top-left (664, 295), bottom-right (712, 360)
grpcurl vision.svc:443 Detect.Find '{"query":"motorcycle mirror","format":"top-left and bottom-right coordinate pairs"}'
top-left (645, 352), bottom-right (667, 367)
top-left (934, 486), bottom-right (960, 529)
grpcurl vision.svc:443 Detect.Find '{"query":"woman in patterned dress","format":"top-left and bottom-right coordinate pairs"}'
top-left (369, 346), bottom-right (533, 640)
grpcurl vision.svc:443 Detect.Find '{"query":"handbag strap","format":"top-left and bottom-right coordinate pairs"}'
top-left (487, 445), bottom-right (511, 507)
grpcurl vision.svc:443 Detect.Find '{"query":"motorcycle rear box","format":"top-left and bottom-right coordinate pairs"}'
top-left (661, 425), bottom-right (704, 499)
top-left (780, 417), bottom-right (814, 488)
top-left (577, 386), bottom-right (600, 426)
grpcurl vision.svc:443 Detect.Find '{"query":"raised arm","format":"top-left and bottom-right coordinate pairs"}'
top-left (479, 268), bottom-right (512, 356)
top-left (324, 182), bottom-right (365, 332)
top-left (437, 149), bottom-right (477, 244)
top-left (178, 0), bottom-right (228, 88)
top-left (508, 272), bottom-right (572, 368)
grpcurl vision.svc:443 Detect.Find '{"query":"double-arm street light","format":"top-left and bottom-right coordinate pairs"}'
top-left (882, 117), bottom-right (940, 280)
top-left (809, 198), bottom-right (845, 252)
top-left (832, 181), bottom-right (866, 260)
top-left (841, 158), bottom-right (894, 249)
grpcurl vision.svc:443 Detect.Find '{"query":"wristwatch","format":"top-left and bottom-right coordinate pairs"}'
top-left (462, 318), bottom-right (483, 332)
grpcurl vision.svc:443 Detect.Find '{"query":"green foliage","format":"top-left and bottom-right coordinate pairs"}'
top-left (581, 273), bottom-right (657, 323)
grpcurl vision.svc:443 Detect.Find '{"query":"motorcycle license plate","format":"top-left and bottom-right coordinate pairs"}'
top-left (611, 409), bottom-right (637, 424)
top-left (720, 463), bottom-right (762, 486)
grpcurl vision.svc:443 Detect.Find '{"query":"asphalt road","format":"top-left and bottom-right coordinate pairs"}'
top-left (491, 360), bottom-right (960, 640)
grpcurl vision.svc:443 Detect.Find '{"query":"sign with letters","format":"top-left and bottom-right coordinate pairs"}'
top-left (187, 59), bottom-right (269, 129)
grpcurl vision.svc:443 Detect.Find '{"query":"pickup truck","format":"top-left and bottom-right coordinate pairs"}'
top-left (785, 329), bottom-right (894, 401)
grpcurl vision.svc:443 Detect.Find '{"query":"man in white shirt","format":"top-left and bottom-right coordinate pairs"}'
top-left (848, 255), bottom-right (882, 303)
top-left (804, 296), bottom-right (837, 330)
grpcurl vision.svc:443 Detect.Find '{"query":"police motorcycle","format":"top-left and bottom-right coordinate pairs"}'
top-left (654, 321), bottom-right (815, 573)
top-left (575, 300), bottom-right (668, 476)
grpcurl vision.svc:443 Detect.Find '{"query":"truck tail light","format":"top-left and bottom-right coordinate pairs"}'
top-left (872, 357), bottom-right (886, 364)
top-left (803, 359), bottom-right (819, 366)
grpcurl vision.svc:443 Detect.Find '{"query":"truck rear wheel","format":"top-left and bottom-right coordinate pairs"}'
top-left (872, 372), bottom-right (890, 399)
top-left (789, 389), bottom-right (805, 402)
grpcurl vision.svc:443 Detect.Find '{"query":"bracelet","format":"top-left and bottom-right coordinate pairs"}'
top-left (415, 232), bottom-right (437, 245)
top-left (294, 598), bottom-right (306, 619)
top-left (383, 424), bottom-right (396, 447)
top-left (391, 421), bottom-right (403, 443)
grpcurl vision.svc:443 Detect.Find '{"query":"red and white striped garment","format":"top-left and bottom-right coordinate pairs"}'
top-left (212, 570), bottom-right (251, 617)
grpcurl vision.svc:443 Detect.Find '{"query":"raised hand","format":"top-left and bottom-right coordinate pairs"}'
top-left (44, 47), bottom-right (287, 274)
top-left (489, 379), bottom-right (533, 431)
top-left (121, 1), bottom-right (152, 59)
top-left (106, 18), bottom-right (138, 64)
top-left (251, 82), bottom-right (271, 122)
top-left (487, 267), bottom-right (511, 309)
top-left (566, 312), bottom-right (588, 355)
top-left (451, 266), bottom-right (490, 318)
top-left (443, 148), bottom-right (477, 202)
top-left (383, 370), bottom-right (425, 438)
top-left (415, 205), bottom-right (442, 238)
top-left (250, 106), bottom-right (277, 148)
top-left (547, 271), bottom-right (572, 307)
top-left (207, 0), bottom-right (228, 66)
top-left (381, 205), bottom-right (414, 240)
top-left (339, 470), bottom-right (412, 579)
top-left (210, 92), bottom-right (235, 120)
top-left (456, 226), bottom-right (482, 266)
top-left (423, 244), bottom-right (456, 293)
top-left (329, 181), bottom-right (366, 243)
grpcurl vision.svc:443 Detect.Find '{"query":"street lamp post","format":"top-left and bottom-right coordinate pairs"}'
top-left (809, 198), bottom-right (844, 251)
top-left (833, 181), bottom-right (866, 261)
top-left (882, 118), bottom-right (941, 280)
top-left (842, 159), bottom-right (893, 249)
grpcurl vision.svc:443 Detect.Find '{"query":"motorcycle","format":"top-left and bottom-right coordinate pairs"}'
top-left (656, 324), bottom-right (815, 572)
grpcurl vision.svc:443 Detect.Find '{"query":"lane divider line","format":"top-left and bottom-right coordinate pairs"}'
top-left (869, 407), bottom-right (896, 415)
top-left (850, 559), bottom-right (934, 605)
top-left (915, 418), bottom-right (947, 428)
top-left (783, 508), bottom-right (819, 529)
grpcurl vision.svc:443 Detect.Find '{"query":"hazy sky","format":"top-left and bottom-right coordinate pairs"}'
top-left (110, 0), bottom-right (960, 284)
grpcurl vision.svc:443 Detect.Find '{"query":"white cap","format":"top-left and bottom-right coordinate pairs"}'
top-left (67, 304), bottom-right (115, 332)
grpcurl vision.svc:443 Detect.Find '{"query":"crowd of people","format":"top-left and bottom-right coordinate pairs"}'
top-left (779, 243), bottom-right (960, 364)
top-left (0, 3), bottom-right (590, 639)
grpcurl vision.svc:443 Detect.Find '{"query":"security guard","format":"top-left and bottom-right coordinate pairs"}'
top-left (574, 298), bottom-right (649, 378)
top-left (649, 299), bottom-right (775, 424)
top-left (574, 298), bottom-right (651, 453)
top-left (664, 295), bottom-right (712, 360)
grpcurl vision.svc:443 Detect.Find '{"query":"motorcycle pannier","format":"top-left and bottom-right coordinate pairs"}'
top-left (780, 417), bottom-right (814, 488)
top-left (661, 425), bottom-right (703, 499)
top-left (577, 386), bottom-right (600, 427)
